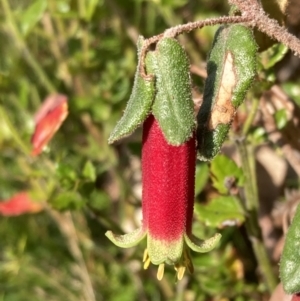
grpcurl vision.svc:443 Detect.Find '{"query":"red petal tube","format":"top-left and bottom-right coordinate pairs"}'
top-left (142, 114), bottom-right (196, 241)
top-left (105, 114), bottom-right (221, 279)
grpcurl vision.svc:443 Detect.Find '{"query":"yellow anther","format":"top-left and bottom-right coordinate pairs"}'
top-left (157, 264), bottom-right (165, 281)
top-left (143, 248), bottom-right (148, 262)
top-left (143, 257), bottom-right (151, 270)
top-left (176, 266), bottom-right (186, 280)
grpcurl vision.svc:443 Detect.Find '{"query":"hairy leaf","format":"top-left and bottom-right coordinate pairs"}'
top-left (280, 203), bottom-right (300, 294)
top-left (197, 25), bottom-right (257, 161)
top-left (108, 36), bottom-right (155, 144)
top-left (152, 37), bottom-right (195, 145)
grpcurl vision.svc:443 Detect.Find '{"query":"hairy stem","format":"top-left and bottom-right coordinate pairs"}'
top-left (140, 15), bottom-right (251, 78)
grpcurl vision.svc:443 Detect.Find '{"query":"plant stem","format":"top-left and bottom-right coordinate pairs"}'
top-left (0, 105), bottom-right (31, 156)
top-left (242, 97), bottom-right (259, 136)
top-left (47, 209), bottom-right (97, 301)
top-left (236, 139), bottom-right (277, 292)
top-left (1, 0), bottom-right (56, 94)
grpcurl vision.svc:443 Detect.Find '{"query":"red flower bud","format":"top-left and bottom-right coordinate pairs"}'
top-left (31, 94), bottom-right (68, 156)
top-left (106, 115), bottom-right (220, 280)
top-left (0, 192), bottom-right (42, 216)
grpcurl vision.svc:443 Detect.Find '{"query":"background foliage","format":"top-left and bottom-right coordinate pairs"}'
top-left (1, 0), bottom-right (300, 300)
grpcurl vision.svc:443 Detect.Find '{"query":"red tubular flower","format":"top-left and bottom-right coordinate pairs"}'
top-left (31, 94), bottom-right (68, 156)
top-left (0, 192), bottom-right (42, 216)
top-left (106, 115), bottom-right (220, 280)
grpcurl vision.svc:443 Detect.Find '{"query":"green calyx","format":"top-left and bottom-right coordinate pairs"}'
top-left (108, 36), bottom-right (195, 146)
top-left (197, 25), bottom-right (257, 161)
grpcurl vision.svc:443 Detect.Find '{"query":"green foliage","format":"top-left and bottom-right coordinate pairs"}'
top-left (280, 204), bottom-right (300, 294)
top-left (195, 196), bottom-right (245, 228)
top-left (211, 154), bottom-right (244, 194)
top-left (19, 0), bottom-right (47, 36)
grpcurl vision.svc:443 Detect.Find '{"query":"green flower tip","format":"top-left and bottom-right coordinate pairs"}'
top-left (105, 227), bottom-right (221, 281)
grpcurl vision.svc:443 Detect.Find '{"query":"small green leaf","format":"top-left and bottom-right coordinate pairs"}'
top-left (82, 160), bottom-right (96, 181)
top-left (195, 162), bottom-right (209, 195)
top-left (274, 108), bottom-right (288, 130)
top-left (56, 163), bottom-right (77, 189)
top-left (260, 43), bottom-right (289, 69)
top-left (280, 203), bottom-right (300, 294)
top-left (20, 0), bottom-right (47, 36)
top-left (51, 191), bottom-right (84, 210)
top-left (195, 196), bottom-right (245, 228)
top-left (152, 37), bottom-right (195, 145)
top-left (85, 0), bottom-right (102, 21)
top-left (197, 25), bottom-right (257, 160)
top-left (210, 154), bottom-right (244, 194)
top-left (89, 190), bottom-right (110, 211)
top-left (282, 83), bottom-right (300, 106)
top-left (108, 36), bottom-right (155, 143)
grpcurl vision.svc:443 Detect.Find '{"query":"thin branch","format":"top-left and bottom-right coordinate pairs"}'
top-left (139, 15), bottom-right (251, 78)
top-left (47, 209), bottom-right (97, 301)
top-left (139, 0), bottom-right (300, 79)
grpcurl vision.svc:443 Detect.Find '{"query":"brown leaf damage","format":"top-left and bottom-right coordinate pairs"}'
top-left (208, 51), bottom-right (236, 130)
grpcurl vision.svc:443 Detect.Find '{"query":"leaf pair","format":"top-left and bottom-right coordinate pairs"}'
top-left (108, 36), bottom-right (195, 146)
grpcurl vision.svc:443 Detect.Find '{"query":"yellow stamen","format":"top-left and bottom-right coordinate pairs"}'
top-left (143, 248), bottom-right (148, 262)
top-left (157, 264), bottom-right (165, 281)
top-left (176, 266), bottom-right (186, 280)
top-left (143, 257), bottom-right (151, 270)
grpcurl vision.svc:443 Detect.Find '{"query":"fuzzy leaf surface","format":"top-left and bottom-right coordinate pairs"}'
top-left (280, 203), bottom-right (300, 294)
top-left (197, 25), bottom-right (257, 160)
top-left (152, 37), bottom-right (195, 145)
top-left (108, 36), bottom-right (155, 143)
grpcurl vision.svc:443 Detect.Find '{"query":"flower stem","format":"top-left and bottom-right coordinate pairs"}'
top-left (236, 139), bottom-right (277, 292)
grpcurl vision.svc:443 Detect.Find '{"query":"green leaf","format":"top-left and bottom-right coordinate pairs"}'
top-left (88, 190), bottom-right (110, 211)
top-left (19, 0), bottom-right (47, 36)
top-left (152, 37), bottom-right (195, 145)
top-left (56, 163), bottom-right (77, 189)
top-left (108, 36), bottom-right (155, 144)
top-left (51, 191), bottom-right (84, 210)
top-left (210, 154), bottom-right (244, 194)
top-left (260, 43), bottom-right (289, 69)
top-left (85, 0), bottom-right (102, 21)
top-left (197, 25), bottom-right (257, 161)
top-left (195, 196), bottom-right (245, 228)
top-left (195, 162), bottom-right (209, 195)
top-left (280, 203), bottom-right (300, 294)
top-left (274, 108), bottom-right (288, 130)
top-left (82, 160), bottom-right (96, 181)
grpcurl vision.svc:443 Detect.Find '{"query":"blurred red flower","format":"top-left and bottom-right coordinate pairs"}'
top-left (0, 192), bottom-right (42, 216)
top-left (31, 94), bottom-right (68, 156)
top-left (292, 294), bottom-right (300, 301)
